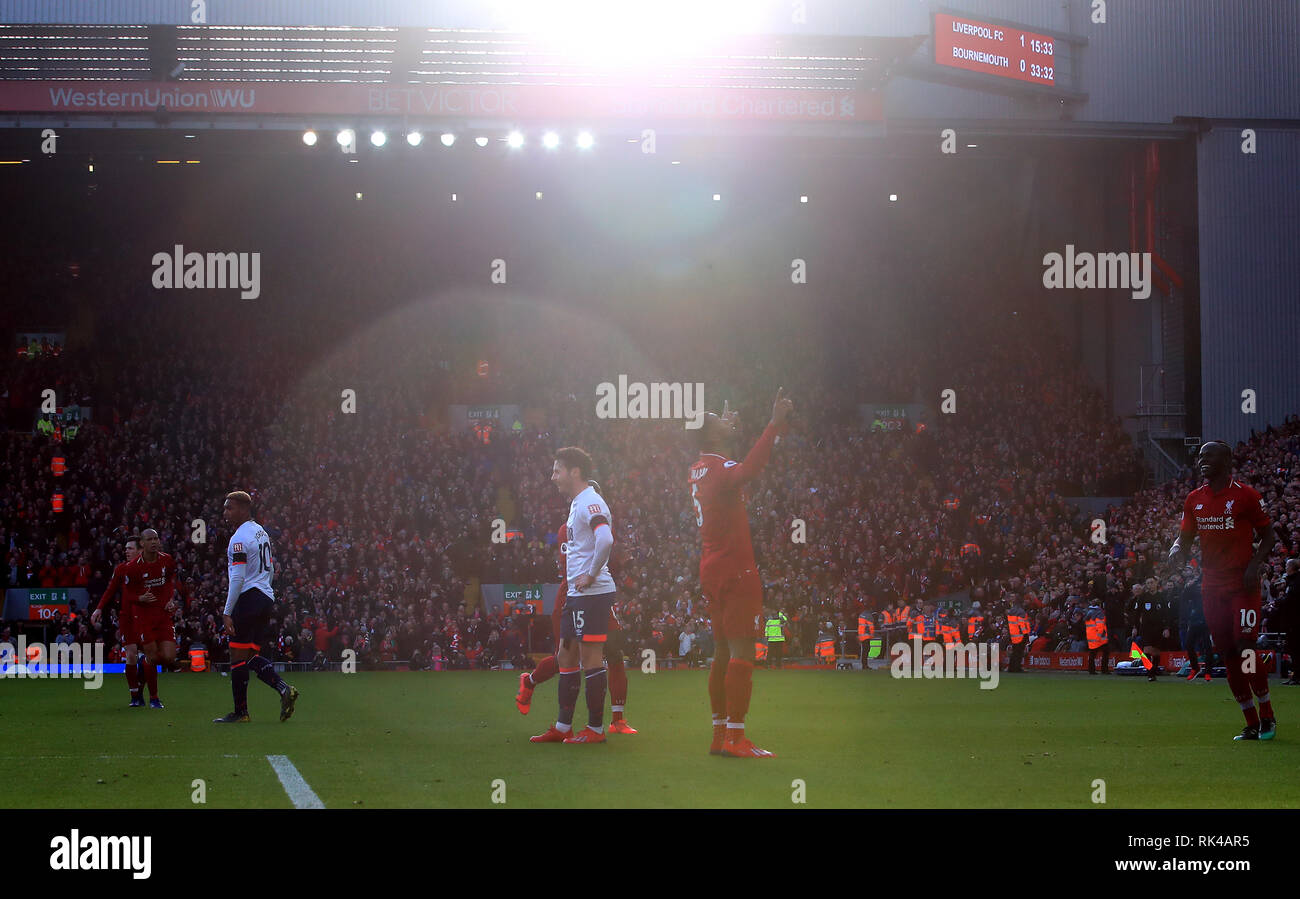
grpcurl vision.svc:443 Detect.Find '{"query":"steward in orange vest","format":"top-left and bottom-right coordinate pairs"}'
top-left (857, 613), bottom-right (875, 644)
top-left (1006, 606), bottom-right (1030, 672)
top-left (966, 609), bottom-right (985, 641)
top-left (922, 610), bottom-right (937, 641)
top-left (1085, 601), bottom-right (1110, 675)
top-left (858, 612), bottom-right (880, 668)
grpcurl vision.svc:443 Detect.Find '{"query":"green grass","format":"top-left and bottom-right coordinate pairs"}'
top-left (2, 669), bottom-right (1297, 808)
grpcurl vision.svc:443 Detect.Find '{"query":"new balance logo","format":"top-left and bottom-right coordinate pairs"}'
top-left (49, 830), bottom-right (151, 879)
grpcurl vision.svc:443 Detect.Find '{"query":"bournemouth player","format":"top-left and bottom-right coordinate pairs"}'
top-left (90, 534), bottom-right (145, 706)
top-left (690, 388), bottom-right (792, 758)
top-left (213, 491), bottom-right (299, 724)
top-left (516, 512), bottom-right (636, 733)
top-left (1169, 441), bottom-right (1280, 740)
top-left (530, 450), bottom-right (617, 744)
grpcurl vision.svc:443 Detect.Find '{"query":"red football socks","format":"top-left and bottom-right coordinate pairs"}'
top-left (608, 655), bottom-right (628, 718)
top-left (725, 658), bottom-right (753, 725)
top-left (531, 655), bottom-right (558, 686)
top-left (708, 655), bottom-right (728, 718)
top-left (142, 660), bottom-right (159, 700)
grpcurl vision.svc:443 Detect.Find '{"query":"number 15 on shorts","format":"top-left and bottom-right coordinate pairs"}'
top-left (571, 609), bottom-right (585, 634)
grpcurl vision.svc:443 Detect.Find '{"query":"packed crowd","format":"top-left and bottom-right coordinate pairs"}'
top-left (3, 246), bottom-right (1293, 674)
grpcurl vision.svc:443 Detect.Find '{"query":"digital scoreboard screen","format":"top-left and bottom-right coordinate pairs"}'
top-left (933, 12), bottom-right (1057, 87)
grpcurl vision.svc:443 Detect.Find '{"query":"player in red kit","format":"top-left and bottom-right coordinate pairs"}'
top-left (690, 388), bottom-right (792, 758)
top-left (90, 534), bottom-right (144, 706)
top-left (516, 505), bottom-right (636, 733)
top-left (1169, 441), bottom-right (1280, 741)
top-left (118, 528), bottom-right (189, 709)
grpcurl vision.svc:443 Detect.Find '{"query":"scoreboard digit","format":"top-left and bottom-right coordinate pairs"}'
top-left (933, 12), bottom-right (1058, 86)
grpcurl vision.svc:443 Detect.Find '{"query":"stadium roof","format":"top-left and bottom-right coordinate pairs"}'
top-left (0, 24), bottom-right (917, 91)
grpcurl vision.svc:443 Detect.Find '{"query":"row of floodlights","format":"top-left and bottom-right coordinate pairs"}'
top-left (302, 130), bottom-right (595, 150)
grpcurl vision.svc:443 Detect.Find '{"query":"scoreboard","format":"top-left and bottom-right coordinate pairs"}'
top-left (933, 12), bottom-right (1059, 87)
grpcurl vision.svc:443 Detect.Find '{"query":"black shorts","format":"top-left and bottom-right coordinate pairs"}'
top-left (231, 588), bottom-right (274, 652)
top-left (561, 591), bottom-right (615, 643)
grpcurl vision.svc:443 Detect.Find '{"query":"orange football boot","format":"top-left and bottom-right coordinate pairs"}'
top-left (515, 672), bottom-right (534, 715)
top-left (709, 724), bottom-right (727, 755)
top-left (529, 726), bottom-right (570, 743)
top-left (721, 730), bottom-right (776, 758)
top-left (563, 726), bottom-right (607, 744)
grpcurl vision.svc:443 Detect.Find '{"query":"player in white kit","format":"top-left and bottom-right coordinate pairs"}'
top-left (530, 447), bottom-right (618, 746)
top-left (213, 490), bottom-right (299, 723)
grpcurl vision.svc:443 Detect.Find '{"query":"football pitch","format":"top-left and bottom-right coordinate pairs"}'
top-left (4, 669), bottom-right (1298, 809)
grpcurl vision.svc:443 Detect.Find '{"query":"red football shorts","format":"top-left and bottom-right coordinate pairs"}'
top-left (703, 569), bottom-right (763, 641)
top-left (117, 608), bottom-right (138, 646)
top-left (135, 610), bottom-right (176, 646)
top-left (1201, 580), bottom-right (1262, 654)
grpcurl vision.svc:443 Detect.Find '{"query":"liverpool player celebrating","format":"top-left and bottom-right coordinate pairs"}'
top-left (1169, 441), bottom-right (1280, 741)
top-left (213, 491), bottom-right (298, 724)
top-left (516, 513), bottom-right (636, 733)
top-left (530, 450), bottom-right (617, 744)
top-left (690, 388), bottom-right (792, 758)
top-left (90, 534), bottom-right (144, 706)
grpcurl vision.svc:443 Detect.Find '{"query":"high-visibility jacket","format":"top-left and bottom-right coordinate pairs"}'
top-left (940, 622), bottom-right (960, 645)
top-left (1085, 611), bottom-right (1108, 650)
top-left (815, 636), bottom-right (835, 662)
top-left (765, 617), bottom-right (786, 642)
top-left (907, 613), bottom-right (924, 641)
top-left (898, 604), bottom-right (912, 623)
top-left (189, 647), bottom-right (208, 671)
top-left (858, 614), bottom-right (875, 642)
top-left (1008, 614), bottom-right (1030, 645)
top-left (52, 493), bottom-right (64, 512)
top-left (51, 456), bottom-right (65, 477)
top-left (966, 614), bottom-right (984, 638)
top-left (755, 642), bottom-right (768, 661)
top-left (881, 608), bottom-right (895, 627)
top-left (943, 498), bottom-right (960, 510)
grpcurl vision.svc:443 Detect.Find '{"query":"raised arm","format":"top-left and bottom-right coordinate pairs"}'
top-left (714, 388), bottom-right (793, 491)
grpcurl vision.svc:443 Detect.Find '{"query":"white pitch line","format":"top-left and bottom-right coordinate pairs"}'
top-left (266, 754), bottom-right (325, 809)
top-left (0, 754), bottom-right (240, 760)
